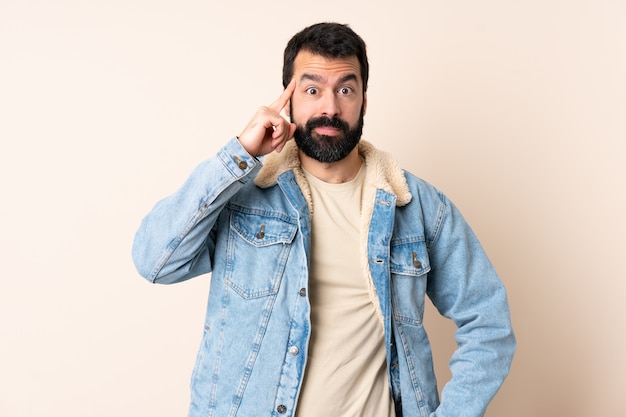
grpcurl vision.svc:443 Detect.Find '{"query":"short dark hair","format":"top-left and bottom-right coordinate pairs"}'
top-left (282, 22), bottom-right (369, 92)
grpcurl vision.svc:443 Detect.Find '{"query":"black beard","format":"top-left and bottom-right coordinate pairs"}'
top-left (293, 109), bottom-right (364, 163)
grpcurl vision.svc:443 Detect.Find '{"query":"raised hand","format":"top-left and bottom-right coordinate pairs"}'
top-left (238, 79), bottom-right (297, 157)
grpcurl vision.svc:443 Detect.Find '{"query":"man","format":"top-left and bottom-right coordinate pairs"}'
top-left (132, 22), bottom-right (515, 417)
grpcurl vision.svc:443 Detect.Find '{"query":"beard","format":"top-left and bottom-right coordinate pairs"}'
top-left (292, 106), bottom-right (365, 163)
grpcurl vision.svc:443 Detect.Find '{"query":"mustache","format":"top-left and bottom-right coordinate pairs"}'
top-left (306, 116), bottom-right (350, 132)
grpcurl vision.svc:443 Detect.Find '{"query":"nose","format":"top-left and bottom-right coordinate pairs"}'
top-left (318, 92), bottom-right (340, 118)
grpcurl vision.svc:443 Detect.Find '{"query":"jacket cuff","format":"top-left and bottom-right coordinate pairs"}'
top-left (217, 137), bottom-right (261, 182)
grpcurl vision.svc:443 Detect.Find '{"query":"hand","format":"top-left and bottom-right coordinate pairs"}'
top-left (238, 79), bottom-right (297, 157)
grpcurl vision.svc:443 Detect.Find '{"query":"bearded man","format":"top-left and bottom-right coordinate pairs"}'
top-left (132, 22), bottom-right (515, 417)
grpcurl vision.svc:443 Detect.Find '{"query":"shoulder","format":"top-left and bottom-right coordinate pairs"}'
top-left (401, 170), bottom-right (448, 208)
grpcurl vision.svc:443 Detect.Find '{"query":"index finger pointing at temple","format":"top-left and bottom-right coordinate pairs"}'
top-left (269, 78), bottom-right (296, 113)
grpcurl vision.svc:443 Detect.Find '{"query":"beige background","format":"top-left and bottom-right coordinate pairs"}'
top-left (1, 1), bottom-right (624, 416)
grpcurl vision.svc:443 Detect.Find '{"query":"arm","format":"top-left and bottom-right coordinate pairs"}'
top-left (131, 137), bottom-right (261, 284)
top-left (132, 81), bottom-right (297, 284)
top-left (425, 192), bottom-right (516, 417)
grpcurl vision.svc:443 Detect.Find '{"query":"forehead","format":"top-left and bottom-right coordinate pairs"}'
top-left (293, 50), bottom-right (362, 84)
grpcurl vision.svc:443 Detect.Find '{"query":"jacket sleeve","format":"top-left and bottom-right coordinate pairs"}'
top-left (131, 137), bottom-right (262, 284)
top-left (423, 188), bottom-right (516, 417)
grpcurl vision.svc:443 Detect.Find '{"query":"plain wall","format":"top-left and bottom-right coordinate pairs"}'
top-left (1, 1), bottom-right (624, 416)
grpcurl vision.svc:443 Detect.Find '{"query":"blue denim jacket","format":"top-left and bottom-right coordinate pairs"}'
top-left (132, 138), bottom-right (515, 417)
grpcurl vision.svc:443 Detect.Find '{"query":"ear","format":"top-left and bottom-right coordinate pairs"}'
top-left (363, 91), bottom-right (368, 115)
top-left (285, 99), bottom-right (291, 118)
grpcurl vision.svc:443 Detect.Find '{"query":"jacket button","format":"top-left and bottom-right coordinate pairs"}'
top-left (233, 155), bottom-right (248, 170)
top-left (299, 288), bottom-right (306, 297)
top-left (256, 224), bottom-right (265, 239)
top-left (289, 346), bottom-right (299, 355)
top-left (277, 404), bottom-right (287, 414)
top-left (412, 252), bottom-right (422, 269)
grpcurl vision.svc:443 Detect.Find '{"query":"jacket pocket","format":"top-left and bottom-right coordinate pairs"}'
top-left (390, 238), bottom-right (431, 326)
top-left (225, 209), bottom-right (297, 299)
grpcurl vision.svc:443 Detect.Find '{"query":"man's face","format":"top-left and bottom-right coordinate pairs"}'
top-left (289, 50), bottom-right (367, 163)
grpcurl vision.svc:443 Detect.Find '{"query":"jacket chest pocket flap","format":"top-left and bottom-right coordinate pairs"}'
top-left (390, 238), bottom-right (431, 326)
top-left (226, 209), bottom-right (297, 299)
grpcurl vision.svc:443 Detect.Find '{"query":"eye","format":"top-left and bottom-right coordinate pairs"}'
top-left (338, 86), bottom-right (354, 95)
top-left (305, 87), bottom-right (319, 95)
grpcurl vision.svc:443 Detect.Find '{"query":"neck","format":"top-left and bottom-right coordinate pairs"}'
top-left (299, 147), bottom-right (362, 184)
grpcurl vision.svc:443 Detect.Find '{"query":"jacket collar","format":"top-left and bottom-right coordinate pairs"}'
top-left (254, 139), bottom-right (412, 207)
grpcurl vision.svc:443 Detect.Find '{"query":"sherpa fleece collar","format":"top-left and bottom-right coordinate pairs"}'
top-left (253, 139), bottom-right (412, 207)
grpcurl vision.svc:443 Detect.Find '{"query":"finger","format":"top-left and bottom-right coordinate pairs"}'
top-left (266, 113), bottom-right (290, 134)
top-left (273, 121), bottom-right (296, 153)
top-left (274, 140), bottom-right (287, 153)
top-left (268, 78), bottom-right (296, 113)
top-left (271, 117), bottom-right (294, 138)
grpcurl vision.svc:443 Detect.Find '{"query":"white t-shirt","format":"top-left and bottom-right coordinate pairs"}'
top-left (296, 164), bottom-right (395, 417)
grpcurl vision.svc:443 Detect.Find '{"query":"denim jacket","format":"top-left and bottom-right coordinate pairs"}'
top-left (132, 137), bottom-right (515, 417)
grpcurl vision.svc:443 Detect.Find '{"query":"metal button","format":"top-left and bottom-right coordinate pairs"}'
top-left (412, 252), bottom-right (422, 269)
top-left (289, 346), bottom-right (299, 355)
top-left (277, 404), bottom-right (287, 414)
top-left (299, 288), bottom-right (306, 297)
top-left (256, 224), bottom-right (265, 239)
top-left (233, 156), bottom-right (248, 170)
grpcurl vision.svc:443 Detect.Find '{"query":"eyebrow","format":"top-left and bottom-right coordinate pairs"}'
top-left (300, 73), bottom-right (359, 84)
